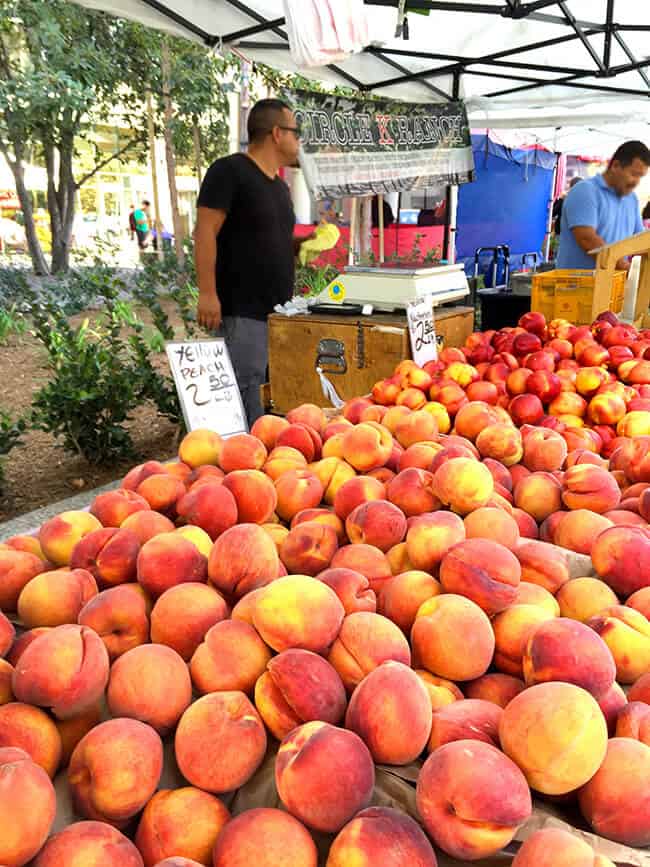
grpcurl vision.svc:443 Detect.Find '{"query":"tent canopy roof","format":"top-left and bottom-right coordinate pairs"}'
top-left (74, 0), bottom-right (650, 141)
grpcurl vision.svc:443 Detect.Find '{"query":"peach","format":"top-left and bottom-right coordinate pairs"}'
top-left (515, 580), bottom-right (560, 615)
top-left (508, 393), bottom-right (545, 427)
top-left (288, 405), bottom-right (327, 433)
top-left (345, 500), bottom-right (406, 553)
top-left (628, 671), bottom-right (650, 703)
top-left (90, 488), bottom-right (151, 527)
top-left (327, 611), bottom-right (410, 693)
top-left (615, 701), bottom-right (650, 745)
top-left (316, 567), bottom-right (376, 614)
top-left (521, 427), bottom-right (568, 472)
top-left (326, 806), bottom-right (437, 867)
top-left (512, 507), bottom-right (539, 539)
top-left (396, 386), bottom-right (427, 410)
top-left (591, 525), bottom-right (650, 596)
top-left (250, 414), bottom-right (290, 450)
top-left (523, 617), bottom-right (616, 697)
top-left (174, 526), bottom-right (212, 558)
top-left (163, 461), bottom-right (192, 485)
top-left (107, 644), bottom-right (191, 735)
top-left (433, 457), bottom-right (494, 514)
top-left (212, 807), bottom-right (317, 867)
top-left (411, 594), bottom-right (494, 681)
top-left (136, 473), bottom-right (186, 516)
top-left (15, 567), bottom-right (95, 630)
top-left (78, 583), bottom-right (149, 660)
top-left (499, 682), bottom-right (608, 794)
top-left (587, 605), bottom-right (650, 683)
top-left (618, 409), bottom-right (650, 437)
top-left (345, 660), bottom-right (431, 764)
top-left (150, 583), bottom-right (228, 661)
top-left (274, 469), bottom-right (324, 522)
top-left (261, 522), bottom-right (290, 550)
top-left (292, 508), bottom-right (346, 544)
top-left (2, 534), bottom-right (48, 560)
top-left (309, 457), bottom-right (356, 505)
top-left (423, 400), bottom-right (451, 433)
top-left (588, 392), bottom-right (627, 426)
top-left (33, 821), bottom-right (145, 866)
top-left (511, 827), bottom-right (615, 867)
top-left (342, 422), bottom-right (393, 472)
top-left (397, 441), bottom-right (441, 471)
top-left (378, 570), bottom-right (441, 634)
top-left (598, 682), bottom-right (628, 736)
top-left (515, 539), bottom-right (570, 593)
top-left (514, 471), bottom-right (563, 522)
top-left (219, 433), bottom-right (267, 472)
top-left (416, 670), bottom-right (463, 711)
top-left (153, 860), bottom-right (203, 867)
top-left (263, 445), bottom-right (307, 481)
top-left (70, 527), bottom-right (140, 588)
top-left (556, 577), bottom-right (619, 622)
top-left (253, 574), bottom-right (344, 654)
top-left (439, 539), bottom-right (520, 616)
top-left (208, 523), bottom-right (279, 599)
top-left (386, 541), bottom-right (414, 574)
top-left (0, 702), bottom-right (62, 777)
top-left (276, 721), bottom-right (374, 833)
top-left (122, 460), bottom-right (170, 490)
top-left (136, 787), bottom-right (230, 867)
top-left (427, 698), bottom-right (501, 751)
top-left (549, 391), bottom-right (588, 418)
top-left (0, 658), bottom-right (14, 704)
top-left (0, 746), bottom-right (56, 867)
top-left (578, 737), bottom-right (650, 847)
top-left (277, 424), bottom-right (322, 463)
top-left (279, 522), bottom-right (338, 576)
top-left (121, 510), bottom-right (175, 544)
top-left (366, 466), bottom-right (395, 484)
top-left (190, 619), bottom-right (271, 695)
top-left (69, 718), bottom-right (162, 826)
top-left (416, 740), bottom-right (531, 861)
top-left (38, 510), bottom-right (102, 567)
top-left (175, 691), bottom-right (266, 793)
top-left (539, 511), bottom-right (565, 544)
top-left (333, 476), bottom-right (385, 521)
top-left (492, 604), bottom-right (554, 677)
top-left (176, 482), bottom-right (238, 541)
top-left (12, 624), bottom-right (109, 719)
top-left (475, 423), bottom-right (523, 467)
top-left (178, 428), bottom-right (222, 468)
top-left (453, 401), bottom-right (499, 442)
top-left (137, 533), bottom-right (207, 599)
top-left (605, 508), bottom-right (648, 526)
top-left (330, 543), bottom-right (392, 596)
top-left (55, 703), bottom-right (102, 767)
top-left (465, 673), bottom-right (525, 707)
top-left (562, 465), bottom-right (621, 514)
top-left (0, 610), bottom-right (14, 657)
top-left (627, 586), bottom-right (650, 619)
top-left (394, 410), bottom-right (437, 448)
top-left (386, 467), bottom-right (439, 517)
top-left (554, 510), bottom-right (613, 555)
top-left (463, 506), bottom-right (520, 549)
top-left (466, 380), bottom-right (499, 403)
top-left (254, 649), bottom-right (346, 741)
top-left (381, 404), bottom-right (411, 434)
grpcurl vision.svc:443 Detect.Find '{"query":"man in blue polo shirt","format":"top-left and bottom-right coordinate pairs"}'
top-left (557, 140), bottom-right (650, 271)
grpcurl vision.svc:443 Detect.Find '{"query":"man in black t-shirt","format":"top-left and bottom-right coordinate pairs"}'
top-left (195, 98), bottom-right (300, 425)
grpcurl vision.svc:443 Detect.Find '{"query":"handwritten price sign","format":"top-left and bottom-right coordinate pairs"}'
top-left (165, 340), bottom-right (248, 437)
top-left (407, 295), bottom-right (438, 367)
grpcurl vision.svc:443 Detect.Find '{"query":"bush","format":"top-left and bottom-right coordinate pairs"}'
top-left (0, 411), bottom-right (26, 492)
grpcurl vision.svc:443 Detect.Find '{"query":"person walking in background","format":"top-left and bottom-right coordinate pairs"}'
top-left (133, 201), bottom-right (151, 250)
top-left (194, 98), bottom-right (301, 426)
top-left (556, 141), bottom-right (650, 271)
top-left (553, 176), bottom-right (582, 236)
top-left (128, 204), bottom-right (137, 241)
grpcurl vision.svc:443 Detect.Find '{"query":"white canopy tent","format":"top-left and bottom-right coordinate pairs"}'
top-left (72, 0), bottom-right (650, 154)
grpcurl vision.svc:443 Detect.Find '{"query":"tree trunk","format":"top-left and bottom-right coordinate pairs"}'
top-left (146, 91), bottom-right (164, 260)
top-left (161, 38), bottom-right (185, 266)
top-left (192, 120), bottom-right (203, 183)
top-left (8, 153), bottom-right (50, 275)
top-left (47, 138), bottom-right (76, 274)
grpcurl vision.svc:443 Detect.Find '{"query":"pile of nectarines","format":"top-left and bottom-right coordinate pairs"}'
top-left (1, 309), bottom-right (649, 865)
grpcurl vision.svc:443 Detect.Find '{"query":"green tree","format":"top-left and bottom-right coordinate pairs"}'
top-left (0, 0), bottom-right (145, 273)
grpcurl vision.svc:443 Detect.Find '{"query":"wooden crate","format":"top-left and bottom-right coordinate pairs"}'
top-left (268, 306), bottom-right (474, 415)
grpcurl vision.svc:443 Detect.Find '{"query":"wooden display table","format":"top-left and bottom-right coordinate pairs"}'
top-left (267, 306), bottom-right (474, 415)
top-left (591, 230), bottom-right (650, 325)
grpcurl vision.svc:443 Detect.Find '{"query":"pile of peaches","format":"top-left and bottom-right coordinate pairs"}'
top-left (0, 308), bottom-right (649, 867)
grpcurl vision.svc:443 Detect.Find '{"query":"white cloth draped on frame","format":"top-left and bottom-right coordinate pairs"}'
top-left (282, 0), bottom-right (369, 68)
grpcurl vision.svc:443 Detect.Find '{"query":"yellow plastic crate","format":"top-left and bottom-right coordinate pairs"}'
top-left (531, 269), bottom-right (626, 325)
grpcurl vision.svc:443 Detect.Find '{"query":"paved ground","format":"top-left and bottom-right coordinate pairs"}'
top-left (0, 478), bottom-right (120, 539)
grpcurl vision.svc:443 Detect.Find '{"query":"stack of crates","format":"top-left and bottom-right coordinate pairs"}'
top-left (531, 269), bottom-right (626, 325)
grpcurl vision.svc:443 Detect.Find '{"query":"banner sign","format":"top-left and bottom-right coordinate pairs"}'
top-left (407, 295), bottom-right (438, 367)
top-left (288, 89), bottom-right (474, 199)
top-left (165, 339), bottom-right (248, 437)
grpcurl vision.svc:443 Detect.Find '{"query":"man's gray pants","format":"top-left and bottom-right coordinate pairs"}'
top-left (219, 316), bottom-right (268, 427)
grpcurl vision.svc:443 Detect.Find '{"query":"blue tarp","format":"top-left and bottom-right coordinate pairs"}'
top-left (457, 134), bottom-right (556, 280)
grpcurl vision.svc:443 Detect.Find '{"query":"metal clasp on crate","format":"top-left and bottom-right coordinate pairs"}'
top-left (315, 339), bottom-right (347, 375)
